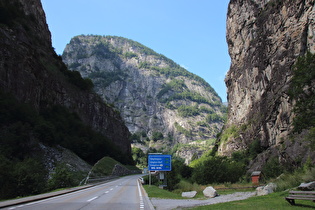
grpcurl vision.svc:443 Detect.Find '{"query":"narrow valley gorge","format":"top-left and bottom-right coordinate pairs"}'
top-left (0, 0), bottom-right (315, 201)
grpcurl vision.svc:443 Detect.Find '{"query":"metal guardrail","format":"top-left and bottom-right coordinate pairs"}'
top-left (82, 175), bottom-right (118, 184)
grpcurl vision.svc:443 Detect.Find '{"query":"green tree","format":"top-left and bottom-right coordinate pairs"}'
top-left (288, 51), bottom-right (315, 132)
top-left (262, 157), bottom-right (284, 179)
top-left (47, 164), bottom-right (76, 190)
top-left (132, 147), bottom-right (146, 166)
top-left (191, 156), bottom-right (245, 184)
top-left (151, 131), bottom-right (164, 141)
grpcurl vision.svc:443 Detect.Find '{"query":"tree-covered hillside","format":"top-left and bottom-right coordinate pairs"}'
top-left (63, 35), bottom-right (227, 163)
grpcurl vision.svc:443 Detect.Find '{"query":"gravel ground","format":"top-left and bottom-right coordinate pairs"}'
top-left (150, 191), bottom-right (256, 210)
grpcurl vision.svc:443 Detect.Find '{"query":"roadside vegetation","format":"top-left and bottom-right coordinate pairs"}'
top-left (143, 163), bottom-right (315, 208)
top-left (186, 192), bottom-right (314, 210)
top-left (140, 51), bottom-right (315, 208)
top-left (0, 91), bottom-right (134, 200)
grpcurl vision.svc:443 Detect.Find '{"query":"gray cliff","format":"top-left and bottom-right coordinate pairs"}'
top-left (222, 0), bottom-right (315, 170)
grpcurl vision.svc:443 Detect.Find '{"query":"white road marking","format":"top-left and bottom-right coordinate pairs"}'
top-left (87, 196), bottom-right (98, 202)
top-left (137, 179), bottom-right (145, 209)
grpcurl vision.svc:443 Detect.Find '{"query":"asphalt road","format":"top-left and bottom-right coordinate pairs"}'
top-left (3, 174), bottom-right (152, 210)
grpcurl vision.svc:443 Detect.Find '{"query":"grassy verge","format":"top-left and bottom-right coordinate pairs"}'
top-left (213, 183), bottom-right (256, 195)
top-left (143, 185), bottom-right (184, 199)
top-left (186, 191), bottom-right (315, 210)
top-left (143, 184), bottom-right (255, 200)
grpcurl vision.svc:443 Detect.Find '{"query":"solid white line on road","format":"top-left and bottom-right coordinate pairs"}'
top-left (110, 188), bottom-right (114, 191)
top-left (137, 179), bottom-right (145, 209)
top-left (87, 196), bottom-right (98, 202)
top-left (105, 191), bottom-right (109, 193)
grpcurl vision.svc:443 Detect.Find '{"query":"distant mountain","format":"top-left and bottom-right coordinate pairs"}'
top-left (63, 35), bottom-right (227, 163)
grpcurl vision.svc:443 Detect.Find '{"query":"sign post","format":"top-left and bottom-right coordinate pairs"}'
top-left (148, 154), bottom-right (172, 187)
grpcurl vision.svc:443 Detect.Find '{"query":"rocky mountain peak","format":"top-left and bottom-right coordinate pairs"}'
top-left (63, 35), bottom-right (227, 163)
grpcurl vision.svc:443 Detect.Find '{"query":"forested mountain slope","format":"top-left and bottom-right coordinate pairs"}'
top-left (0, 0), bottom-right (133, 199)
top-left (63, 35), bottom-right (227, 163)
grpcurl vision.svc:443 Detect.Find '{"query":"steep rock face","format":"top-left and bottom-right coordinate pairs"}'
top-left (63, 35), bottom-right (226, 162)
top-left (0, 1), bottom-right (131, 155)
top-left (222, 0), bottom-right (315, 168)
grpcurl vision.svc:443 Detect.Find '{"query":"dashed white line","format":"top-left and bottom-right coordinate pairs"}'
top-left (87, 196), bottom-right (98, 202)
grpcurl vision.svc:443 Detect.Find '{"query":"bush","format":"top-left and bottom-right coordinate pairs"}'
top-left (0, 155), bottom-right (47, 199)
top-left (248, 139), bottom-right (263, 158)
top-left (288, 51), bottom-right (315, 132)
top-left (178, 105), bottom-right (199, 117)
top-left (175, 180), bottom-right (201, 193)
top-left (274, 167), bottom-right (315, 192)
top-left (152, 131), bottom-right (164, 141)
top-left (47, 164), bottom-right (76, 190)
top-left (132, 147), bottom-right (146, 166)
top-left (262, 157), bottom-right (284, 179)
top-left (143, 175), bottom-right (161, 186)
top-left (191, 156), bottom-right (245, 185)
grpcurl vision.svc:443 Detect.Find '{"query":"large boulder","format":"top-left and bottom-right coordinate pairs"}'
top-left (298, 181), bottom-right (315, 191)
top-left (256, 183), bottom-right (277, 196)
top-left (182, 191), bottom-right (197, 198)
top-left (203, 186), bottom-right (218, 198)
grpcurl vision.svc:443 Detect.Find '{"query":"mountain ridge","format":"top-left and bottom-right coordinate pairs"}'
top-left (62, 34), bottom-right (227, 163)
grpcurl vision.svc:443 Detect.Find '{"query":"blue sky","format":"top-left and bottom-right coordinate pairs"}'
top-left (41, 0), bottom-right (230, 102)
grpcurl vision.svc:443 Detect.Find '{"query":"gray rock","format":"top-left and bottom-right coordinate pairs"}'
top-left (256, 183), bottom-right (277, 196)
top-left (298, 181), bottom-right (315, 191)
top-left (221, 0), bottom-right (315, 173)
top-left (62, 35), bottom-right (226, 164)
top-left (203, 186), bottom-right (218, 198)
top-left (181, 191), bottom-right (197, 198)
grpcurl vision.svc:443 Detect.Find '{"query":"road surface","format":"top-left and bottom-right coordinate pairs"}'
top-left (3, 174), bottom-right (152, 210)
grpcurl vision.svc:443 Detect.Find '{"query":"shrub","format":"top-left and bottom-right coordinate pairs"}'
top-left (220, 125), bottom-right (239, 142)
top-left (152, 131), bottom-right (164, 141)
top-left (262, 157), bottom-right (284, 179)
top-left (47, 164), bottom-right (76, 190)
top-left (274, 167), bottom-right (315, 192)
top-left (288, 51), bottom-right (315, 132)
top-left (178, 105), bottom-right (199, 117)
top-left (143, 174), bottom-right (161, 186)
top-left (191, 156), bottom-right (245, 185)
top-left (248, 139), bottom-right (263, 158)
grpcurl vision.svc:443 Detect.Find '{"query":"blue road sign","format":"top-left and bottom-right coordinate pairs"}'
top-left (148, 154), bottom-right (172, 171)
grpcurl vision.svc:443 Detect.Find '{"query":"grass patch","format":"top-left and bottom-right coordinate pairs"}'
top-left (274, 167), bottom-right (315, 192)
top-left (143, 185), bottom-right (185, 199)
top-left (186, 191), bottom-right (315, 209)
top-left (143, 181), bottom-right (256, 199)
top-left (213, 183), bottom-right (256, 195)
top-left (91, 156), bottom-right (122, 176)
top-left (216, 188), bottom-right (255, 195)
